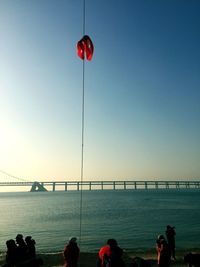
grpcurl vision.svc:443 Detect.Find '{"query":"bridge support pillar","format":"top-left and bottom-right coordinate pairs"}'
top-left (124, 182), bottom-right (126, 190)
top-left (145, 182), bottom-right (147, 189)
top-left (185, 182), bottom-right (190, 189)
top-left (134, 182), bottom-right (137, 189)
top-left (101, 182), bottom-right (103, 190)
top-left (52, 182), bottom-right (56, 191)
top-left (155, 182), bottom-right (158, 189)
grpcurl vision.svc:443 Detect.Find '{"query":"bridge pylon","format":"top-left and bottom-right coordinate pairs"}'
top-left (30, 181), bottom-right (48, 192)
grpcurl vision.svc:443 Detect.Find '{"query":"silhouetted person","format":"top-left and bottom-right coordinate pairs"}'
top-left (2, 239), bottom-right (19, 267)
top-left (107, 239), bottom-right (125, 267)
top-left (63, 237), bottom-right (80, 267)
top-left (156, 235), bottom-right (171, 267)
top-left (16, 234), bottom-right (28, 262)
top-left (97, 239), bottom-right (125, 267)
top-left (25, 236), bottom-right (36, 259)
top-left (165, 225), bottom-right (176, 260)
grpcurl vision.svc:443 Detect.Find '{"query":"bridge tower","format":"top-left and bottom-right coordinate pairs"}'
top-left (30, 182), bottom-right (48, 192)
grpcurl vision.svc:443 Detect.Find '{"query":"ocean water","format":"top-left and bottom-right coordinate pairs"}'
top-left (0, 189), bottom-right (200, 254)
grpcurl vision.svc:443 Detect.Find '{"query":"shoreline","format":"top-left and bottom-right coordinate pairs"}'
top-left (1, 249), bottom-right (199, 267)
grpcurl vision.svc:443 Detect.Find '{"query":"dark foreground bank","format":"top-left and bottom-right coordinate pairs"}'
top-left (1, 249), bottom-right (199, 267)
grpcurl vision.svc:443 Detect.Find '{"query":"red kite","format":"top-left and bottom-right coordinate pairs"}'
top-left (77, 35), bottom-right (94, 61)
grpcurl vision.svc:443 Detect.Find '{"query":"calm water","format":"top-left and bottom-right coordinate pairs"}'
top-left (0, 190), bottom-right (200, 253)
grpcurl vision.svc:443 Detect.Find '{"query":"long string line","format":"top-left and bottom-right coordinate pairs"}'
top-left (79, 0), bottom-right (86, 250)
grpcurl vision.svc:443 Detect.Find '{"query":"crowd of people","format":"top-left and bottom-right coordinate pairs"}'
top-left (2, 225), bottom-right (199, 267)
top-left (1, 234), bottom-right (43, 267)
top-left (63, 237), bottom-right (125, 267)
top-left (63, 232), bottom-right (174, 267)
top-left (62, 225), bottom-right (176, 267)
top-left (63, 227), bottom-right (200, 267)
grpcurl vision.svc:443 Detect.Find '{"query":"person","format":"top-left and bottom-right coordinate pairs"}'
top-left (97, 239), bottom-right (125, 267)
top-left (107, 239), bottom-right (125, 267)
top-left (15, 234), bottom-right (28, 262)
top-left (63, 237), bottom-right (80, 267)
top-left (1, 239), bottom-right (19, 267)
top-left (156, 235), bottom-right (171, 267)
top-left (25, 236), bottom-right (36, 259)
top-left (165, 225), bottom-right (176, 260)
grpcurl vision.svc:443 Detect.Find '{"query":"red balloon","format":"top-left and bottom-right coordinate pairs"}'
top-left (77, 35), bottom-right (94, 61)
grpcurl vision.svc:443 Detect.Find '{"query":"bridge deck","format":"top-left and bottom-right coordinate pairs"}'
top-left (0, 180), bottom-right (199, 191)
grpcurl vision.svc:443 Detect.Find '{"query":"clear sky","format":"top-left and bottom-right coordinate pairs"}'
top-left (0, 0), bottom-right (200, 182)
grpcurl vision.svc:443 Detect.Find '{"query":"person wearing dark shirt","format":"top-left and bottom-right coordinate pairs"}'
top-left (25, 236), bottom-right (36, 259)
top-left (16, 234), bottom-right (28, 262)
top-left (3, 239), bottom-right (19, 267)
top-left (165, 225), bottom-right (176, 260)
top-left (107, 239), bottom-right (125, 267)
top-left (63, 237), bottom-right (80, 267)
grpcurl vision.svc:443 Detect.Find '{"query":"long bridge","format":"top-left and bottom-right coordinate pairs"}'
top-left (0, 180), bottom-right (200, 192)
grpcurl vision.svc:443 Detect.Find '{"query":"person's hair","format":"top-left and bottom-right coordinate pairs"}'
top-left (107, 239), bottom-right (118, 247)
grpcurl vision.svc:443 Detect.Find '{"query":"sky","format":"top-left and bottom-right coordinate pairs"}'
top-left (0, 0), bottom-right (200, 183)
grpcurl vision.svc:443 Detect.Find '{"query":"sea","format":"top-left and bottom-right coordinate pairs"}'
top-left (0, 189), bottom-right (200, 254)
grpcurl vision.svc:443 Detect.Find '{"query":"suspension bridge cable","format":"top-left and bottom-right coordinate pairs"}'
top-left (0, 169), bottom-right (28, 182)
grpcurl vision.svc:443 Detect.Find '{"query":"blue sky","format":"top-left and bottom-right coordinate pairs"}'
top-left (0, 0), bottom-right (200, 182)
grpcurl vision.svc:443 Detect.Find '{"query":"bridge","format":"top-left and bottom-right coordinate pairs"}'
top-left (0, 170), bottom-right (199, 192)
top-left (0, 180), bottom-right (200, 192)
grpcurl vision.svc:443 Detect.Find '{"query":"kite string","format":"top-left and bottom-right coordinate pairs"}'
top-left (79, 0), bottom-right (85, 249)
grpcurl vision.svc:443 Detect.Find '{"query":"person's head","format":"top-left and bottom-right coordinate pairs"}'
top-left (107, 239), bottom-right (118, 247)
top-left (167, 225), bottom-right (175, 230)
top-left (16, 234), bottom-right (24, 244)
top-left (25, 236), bottom-right (36, 245)
top-left (156, 235), bottom-right (166, 247)
top-left (6, 239), bottom-right (17, 250)
top-left (157, 235), bottom-right (165, 241)
top-left (69, 237), bottom-right (77, 244)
